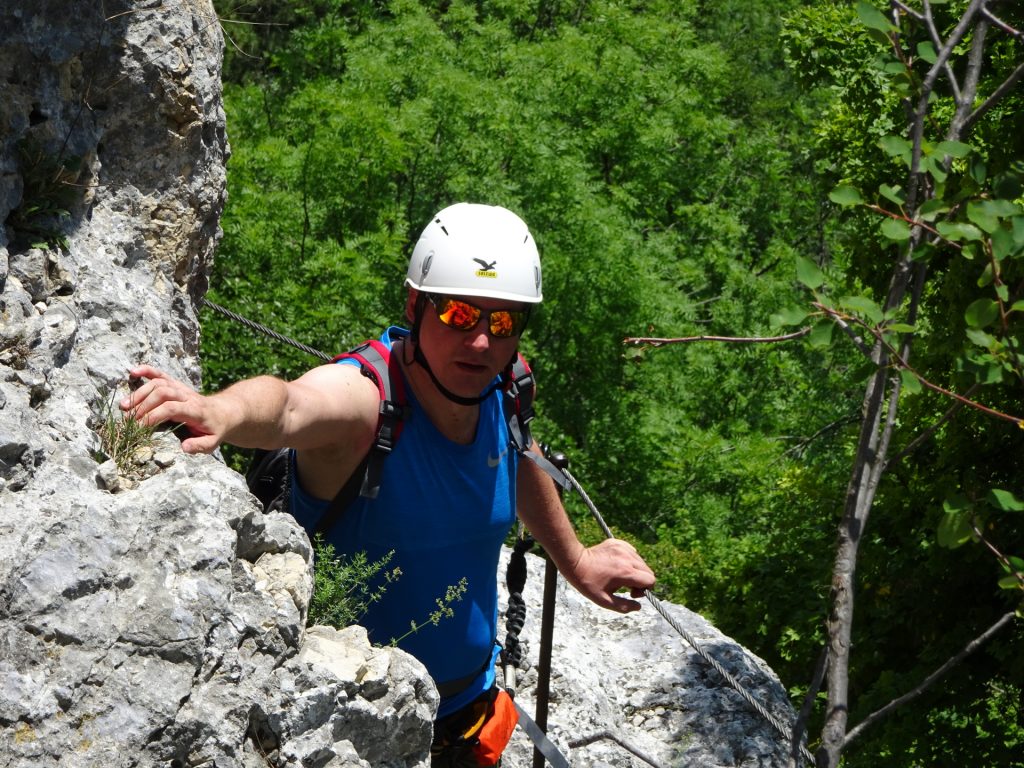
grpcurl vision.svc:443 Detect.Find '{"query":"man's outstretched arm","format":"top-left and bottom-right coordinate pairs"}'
top-left (121, 363), bottom-right (379, 455)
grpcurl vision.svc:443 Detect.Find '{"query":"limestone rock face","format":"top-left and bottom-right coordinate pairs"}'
top-left (0, 3), bottom-right (434, 767)
top-left (498, 549), bottom-right (795, 768)
top-left (0, 3), bottom-right (797, 767)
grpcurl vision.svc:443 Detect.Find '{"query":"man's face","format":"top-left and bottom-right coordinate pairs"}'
top-left (409, 290), bottom-right (527, 398)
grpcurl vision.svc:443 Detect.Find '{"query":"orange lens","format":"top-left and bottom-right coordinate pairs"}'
top-left (438, 299), bottom-right (481, 330)
top-left (489, 311), bottom-right (516, 337)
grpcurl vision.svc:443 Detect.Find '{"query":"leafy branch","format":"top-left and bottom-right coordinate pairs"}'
top-left (810, 302), bottom-right (1024, 426)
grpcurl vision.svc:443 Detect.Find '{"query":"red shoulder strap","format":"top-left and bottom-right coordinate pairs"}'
top-left (332, 339), bottom-right (408, 499)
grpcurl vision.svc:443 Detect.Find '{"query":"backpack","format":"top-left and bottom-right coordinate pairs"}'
top-left (244, 334), bottom-right (562, 536)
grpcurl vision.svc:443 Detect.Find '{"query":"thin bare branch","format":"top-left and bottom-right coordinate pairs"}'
top-left (790, 646), bottom-right (829, 768)
top-left (780, 415), bottom-right (860, 461)
top-left (623, 328), bottom-right (811, 348)
top-left (921, 0), bottom-right (962, 102)
top-left (982, 7), bottom-right (1023, 40)
top-left (883, 383), bottom-right (979, 469)
top-left (971, 520), bottom-right (1024, 592)
top-left (221, 24), bottom-right (261, 60)
top-left (812, 304), bottom-right (870, 356)
top-left (891, 0), bottom-right (923, 22)
top-left (217, 18), bottom-right (289, 27)
top-left (963, 60), bottom-right (1024, 134)
top-left (843, 611), bottom-right (1019, 748)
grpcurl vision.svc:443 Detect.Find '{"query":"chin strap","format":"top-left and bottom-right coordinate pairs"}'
top-left (411, 341), bottom-right (501, 406)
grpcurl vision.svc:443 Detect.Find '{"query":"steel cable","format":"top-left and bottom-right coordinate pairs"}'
top-left (563, 468), bottom-right (816, 766)
top-left (200, 298), bottom-right (333, 362)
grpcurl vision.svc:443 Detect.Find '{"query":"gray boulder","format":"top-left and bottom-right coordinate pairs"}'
top-left (498, 549), bottom-right (797, 767)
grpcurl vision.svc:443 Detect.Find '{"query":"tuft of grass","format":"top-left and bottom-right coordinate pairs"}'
top-left (308, 535), bottom-right (400, 630)
top-left (92, 390), bottom-right (158, 475)
top-left (6, 136), bottom-right (82, 251)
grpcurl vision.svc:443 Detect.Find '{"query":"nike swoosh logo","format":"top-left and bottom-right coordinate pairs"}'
top-left (487, 448), bottom-right (509, 468)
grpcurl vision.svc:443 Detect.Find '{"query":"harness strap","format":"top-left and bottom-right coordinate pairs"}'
top-left (504, 355), bottom-right (571, 491)
top-left (312, 336), bottom-right (409, 538)
top-left (435, 652), bottom-right (493, 699)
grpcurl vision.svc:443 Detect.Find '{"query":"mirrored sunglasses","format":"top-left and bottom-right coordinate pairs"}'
top-left (427, 294), bottom-right (530, 338)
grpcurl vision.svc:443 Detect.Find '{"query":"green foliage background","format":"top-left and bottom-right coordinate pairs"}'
top-left (203, 1), bottom-right (1023, 764)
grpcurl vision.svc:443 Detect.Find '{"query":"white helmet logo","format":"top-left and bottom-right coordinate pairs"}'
top-left (420, 252), bottom-right (433, 280)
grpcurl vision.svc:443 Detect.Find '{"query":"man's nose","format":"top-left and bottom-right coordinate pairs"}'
top-left (464, 326), bottom-right (490, 352)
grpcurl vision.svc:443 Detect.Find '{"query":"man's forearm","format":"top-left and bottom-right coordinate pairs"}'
top-left (213, 375), bottom-right (293, 449)
top-left (515, 445), bottom-right (657, 613)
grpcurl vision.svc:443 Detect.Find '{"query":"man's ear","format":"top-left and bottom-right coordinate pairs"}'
top-left (405, 289), bottom-right (419, 324)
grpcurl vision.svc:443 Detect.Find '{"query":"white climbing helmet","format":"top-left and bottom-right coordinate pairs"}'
top-left (406, 203), bottom-right (543, 304)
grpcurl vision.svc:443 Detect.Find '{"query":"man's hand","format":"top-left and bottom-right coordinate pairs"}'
top-left (121, 365), bottom-right (223, 454)
top-left (565, 538), bottom-right (656, 614)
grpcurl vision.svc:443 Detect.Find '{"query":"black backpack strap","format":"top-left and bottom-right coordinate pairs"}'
top-left (503, 354), bottom-right (570, 490)
top-left (311, 453), bottom-right (368, 539)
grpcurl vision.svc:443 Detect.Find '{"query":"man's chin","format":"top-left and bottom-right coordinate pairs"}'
top-left (445, 372), bottom-right (495, 399)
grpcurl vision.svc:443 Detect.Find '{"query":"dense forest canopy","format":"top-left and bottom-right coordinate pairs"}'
top-left (203, 1), bottom-right (1022, 765)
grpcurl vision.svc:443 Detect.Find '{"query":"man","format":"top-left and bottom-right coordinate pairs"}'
top-left (123, 202), bottom-right (656, 763)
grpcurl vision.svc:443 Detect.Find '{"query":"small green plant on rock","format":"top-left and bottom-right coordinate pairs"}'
top-left (92, 389), bottom-right (158, 475)
top-left (6, 136), bottom-right (82, 251)
top-left (308, 536), bottom-right (400, 630)
top-left (390, 577), bottom-right (468, 647)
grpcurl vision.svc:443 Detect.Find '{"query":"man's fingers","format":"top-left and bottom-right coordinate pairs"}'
top-left (128, 364), bottom-right (172, 382)
top-left (181, 434), bottom-right (219, 455)
top-left (121, 371), bottom-right (194, 420)
top-left (117, 364), bottom-right (221, 455)
top-left (608, 594), bottom-right (642, 613)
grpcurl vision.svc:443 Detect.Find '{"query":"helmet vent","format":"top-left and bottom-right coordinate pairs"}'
top-left (440, 225), bottom-right (449, 235)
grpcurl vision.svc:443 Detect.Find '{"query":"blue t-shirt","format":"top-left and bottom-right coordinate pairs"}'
top-left (290, 327), bottom-right (518, 717)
